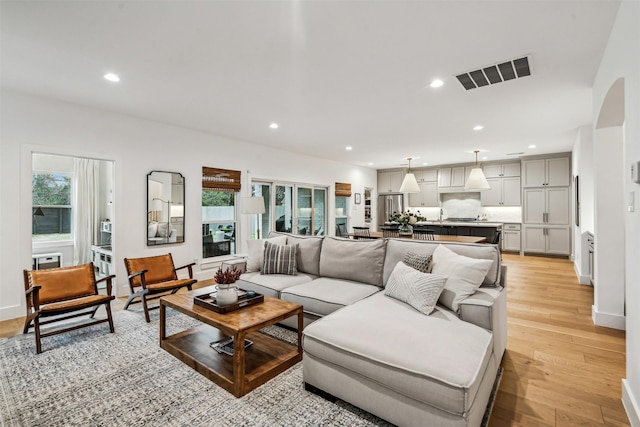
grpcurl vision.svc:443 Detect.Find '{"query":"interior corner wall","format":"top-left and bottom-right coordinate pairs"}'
top-left (0, 89), bottom-right (377, 321)
top-left (592, 0), bottom-right (640, 424)
top-left (572, 126), bottom-right (594, 284)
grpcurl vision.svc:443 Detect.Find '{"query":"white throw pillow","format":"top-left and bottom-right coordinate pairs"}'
top-left (147, 221), bottom-right (158, 238)
top-left (245, 235), bottom-right (288, 273)
top-left (384, 261), bottom-right (447, 315)
top-left (431, 245), bottom-right (493, 312)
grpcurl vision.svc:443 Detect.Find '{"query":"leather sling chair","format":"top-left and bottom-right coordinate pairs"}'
top-left (23, 263), bottom-right (115, 354)
top-left (123, 253), bottom-right (196, 322)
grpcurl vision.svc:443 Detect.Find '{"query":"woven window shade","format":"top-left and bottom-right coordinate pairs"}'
top-left (335, 182), bottom-right (352, 197)
top-left (202, 167), bottom-right (241, 192)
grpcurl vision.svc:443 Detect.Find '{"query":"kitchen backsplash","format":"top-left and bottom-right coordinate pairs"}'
top-left (408, 192), bottom-right (522, 223)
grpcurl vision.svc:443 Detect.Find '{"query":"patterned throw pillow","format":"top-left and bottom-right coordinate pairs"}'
top-left (262, 242), bottom-right (298, 275)
top-left (384, 261), bottom-right (447, 315)
top-left (403, 252), bottom-right (432, 273)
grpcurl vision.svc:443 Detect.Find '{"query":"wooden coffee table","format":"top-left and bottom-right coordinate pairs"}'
top-left (159, 285), bottom-right (303, 397)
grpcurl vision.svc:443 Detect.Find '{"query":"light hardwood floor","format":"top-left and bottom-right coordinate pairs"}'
top-left (0, 255), bottom-right (629, 426)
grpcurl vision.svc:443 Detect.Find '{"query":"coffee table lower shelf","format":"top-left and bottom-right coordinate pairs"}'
top-left (161, 323), bottom-right (301, 396)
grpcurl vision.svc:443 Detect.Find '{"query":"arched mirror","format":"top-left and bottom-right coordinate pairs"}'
top-left (147, 171), bottom-right (185, 245)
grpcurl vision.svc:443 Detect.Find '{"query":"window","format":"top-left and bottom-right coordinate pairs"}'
top-left (252, 181), bottom-right (327, 237)
top-left (335, 196), bottom-right (349, 235)
top-left (250, 183), bottom-right (272, 239)
top-left (202, 167), bottom-right (241, 258)
top-left (32, 172), bottom-right (72, 242)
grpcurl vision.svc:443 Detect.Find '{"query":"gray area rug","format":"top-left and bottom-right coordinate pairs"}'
top-left (0, 309), bottom-right (499, 426)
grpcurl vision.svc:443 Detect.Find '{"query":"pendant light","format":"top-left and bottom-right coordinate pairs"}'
top-left (464, 150), bottom-right (491, 190)
top-left (399, 157), bottom-right (421, 193)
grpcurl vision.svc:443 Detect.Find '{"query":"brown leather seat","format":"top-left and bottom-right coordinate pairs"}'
top-left (23, 263), bottom-right (115, 354)
top-left (123, 253), bottom-right (196, 322)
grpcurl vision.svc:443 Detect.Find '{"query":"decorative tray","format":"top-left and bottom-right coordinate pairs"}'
top-left (194, 288), bottom-right (264, 314)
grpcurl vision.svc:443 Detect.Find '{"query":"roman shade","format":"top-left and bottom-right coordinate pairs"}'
top-left (335, 182), bottom-right (352, 197)
top-left (202, 167), bottom-right (241, 192)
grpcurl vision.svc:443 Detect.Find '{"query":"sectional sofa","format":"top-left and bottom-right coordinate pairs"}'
top-left (237, 231), bottom-right (507, 427)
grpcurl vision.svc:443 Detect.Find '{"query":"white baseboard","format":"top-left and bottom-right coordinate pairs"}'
top-left (623, 379), bottom-right (640, 427)
top-left (592, 305), bottom-right (626, 330)
top-left (0, 304), bottom-right (24, 322)
top-left (573, 262), bottom-right (591, 285)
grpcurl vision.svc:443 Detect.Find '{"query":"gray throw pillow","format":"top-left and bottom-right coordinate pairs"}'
top-left (403, 252), bottom-right (432, 273)
top-left (384, 261), bottom-right (447, 315)
top-left (262, 242), bottom-right (298, 275)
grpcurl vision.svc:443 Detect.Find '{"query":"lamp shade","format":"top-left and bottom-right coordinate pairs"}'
top-left (464, 168), bottom-right (491, 190)
top-left (150, 199), bottom-right (164, 211)
top-left (399, 173), bottom-right (420, 193)
top-left (241, 196), bottom-right (265, 214)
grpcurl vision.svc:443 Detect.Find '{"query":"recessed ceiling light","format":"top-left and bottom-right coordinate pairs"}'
top-left (473, 125), bottom-right (484, 131)
top-left (528, 144), bottom-right (536, 149)
top-left (430, 79), bottom-right (444, 88)
top-left (104, 73), bottom-right (120, 82)
top-left (368, 162), bottom-right (373, 166)
top-left (269, 123), bottom-right (279, 129)
top-left (345, 146), bottom-right (353, 151)
top-left (482, 156), bottom-right (489, 160)
top-left (423, 162), bottom-right (428, 166)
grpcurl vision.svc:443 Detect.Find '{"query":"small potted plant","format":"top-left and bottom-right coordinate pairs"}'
top-left (212, 266), bottom-right (242, 306)
top-left (389, 210), bottom-right (426, 235)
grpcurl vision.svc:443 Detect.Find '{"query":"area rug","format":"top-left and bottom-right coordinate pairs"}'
top-left (0, 310), bottom-right (498, 426)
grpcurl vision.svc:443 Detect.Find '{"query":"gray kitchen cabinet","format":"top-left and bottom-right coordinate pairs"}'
top-left (414, 169), bottom-right (438, 182)
top-left (502, 223), bottom-right (521, 252)
top-left (482, 177), bottom-right (521, 206)
top-left (523, 225), bottom-right (570, 255)
top-left (378, 171), bottom-right (404, 193)
top-left (523, 187), bottom-right (569, 225)
top-left (409, 181), bottom-right (439, 207)
top-left (483, 162), bottom-right (521, 178)
top-left (522, 157), bottom-right (570, 187)
top-left (438, 166), bottom-right (465, 187)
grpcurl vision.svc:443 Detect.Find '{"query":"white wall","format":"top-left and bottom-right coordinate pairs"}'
top-left (592, 0), bottom-right (640, 424)
top-left (0, 90), bottom-right (377, 321)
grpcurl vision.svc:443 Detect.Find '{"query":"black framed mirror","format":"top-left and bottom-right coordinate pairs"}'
top-left (147, 171), bottom-right (185, 245)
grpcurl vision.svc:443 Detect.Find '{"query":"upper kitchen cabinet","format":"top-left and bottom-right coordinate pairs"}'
top-left (522, 157), bottom-right (570, 187)
top-left (377, 171), bottom-right (404, 193)
top-left (414, 169), bottom-right (438, 183)
top-left (438, 166), bottom-right (465, 188)
top-left (409, 181), bottom-right (439, 207)
top-left (481, 177), bottom-right (521, 206)
top-left (483, 162), bottom-right (521, 178)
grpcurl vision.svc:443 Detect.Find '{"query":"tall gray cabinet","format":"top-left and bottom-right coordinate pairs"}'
top-left (522, 156), bottom-right (571, 255)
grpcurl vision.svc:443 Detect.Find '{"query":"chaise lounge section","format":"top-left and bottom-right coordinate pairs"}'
top-left (237, 232), bottom-right (506, 427)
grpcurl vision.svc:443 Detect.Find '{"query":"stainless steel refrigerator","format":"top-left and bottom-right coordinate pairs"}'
top-left (377, 193), bottom-right (404, 227)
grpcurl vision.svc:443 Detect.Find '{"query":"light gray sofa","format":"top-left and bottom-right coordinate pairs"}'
top-left (238, 232), bottom-right (507, 427)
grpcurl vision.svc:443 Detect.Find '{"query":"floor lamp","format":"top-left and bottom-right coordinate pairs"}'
top-left (242, 196), bottom-right (266, 239)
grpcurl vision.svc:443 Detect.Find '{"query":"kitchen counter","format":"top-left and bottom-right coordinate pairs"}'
top-left (415, 221), bottom-right (504, 227)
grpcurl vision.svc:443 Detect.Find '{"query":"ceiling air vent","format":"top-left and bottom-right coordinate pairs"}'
top-left (456, 56), bottom-right (531, 91)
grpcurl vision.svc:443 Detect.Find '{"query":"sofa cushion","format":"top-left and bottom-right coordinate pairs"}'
top-left (262, 242), bottom-right (298, 275)
top-left (431, 245), bottom-right (493, 313)
top-left (237, 273), bottom-right (316, 298)
top-left (245, 235), bottom-right (288, 273)
top-left (280, 277), bottom-right (380, 317)
top-left (302, 292), bottom-right (494, 417)
top-left (383, 239), bottom-right (501, 287)
top-left (384, 262), bottom-right (446, 315)
top-left (285, 234), bottom-right (323, 276)
top-left (319, 237), bottom-right (386, 287)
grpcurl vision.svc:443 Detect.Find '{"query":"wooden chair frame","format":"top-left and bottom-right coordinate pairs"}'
top-left (352, 226), bottom-right (373, 240)
top-left (413, 228), bottom-right (436, 240)
top-left (23, 263), bottom-right (115, 354)
top-left (381, 226), bottom-right (400, 238)
top-left (123, 254), bottom-right (196, 322)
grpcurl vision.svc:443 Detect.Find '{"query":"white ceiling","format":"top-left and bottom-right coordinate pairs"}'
top-left (0, 0), bottom-right (620, 169)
